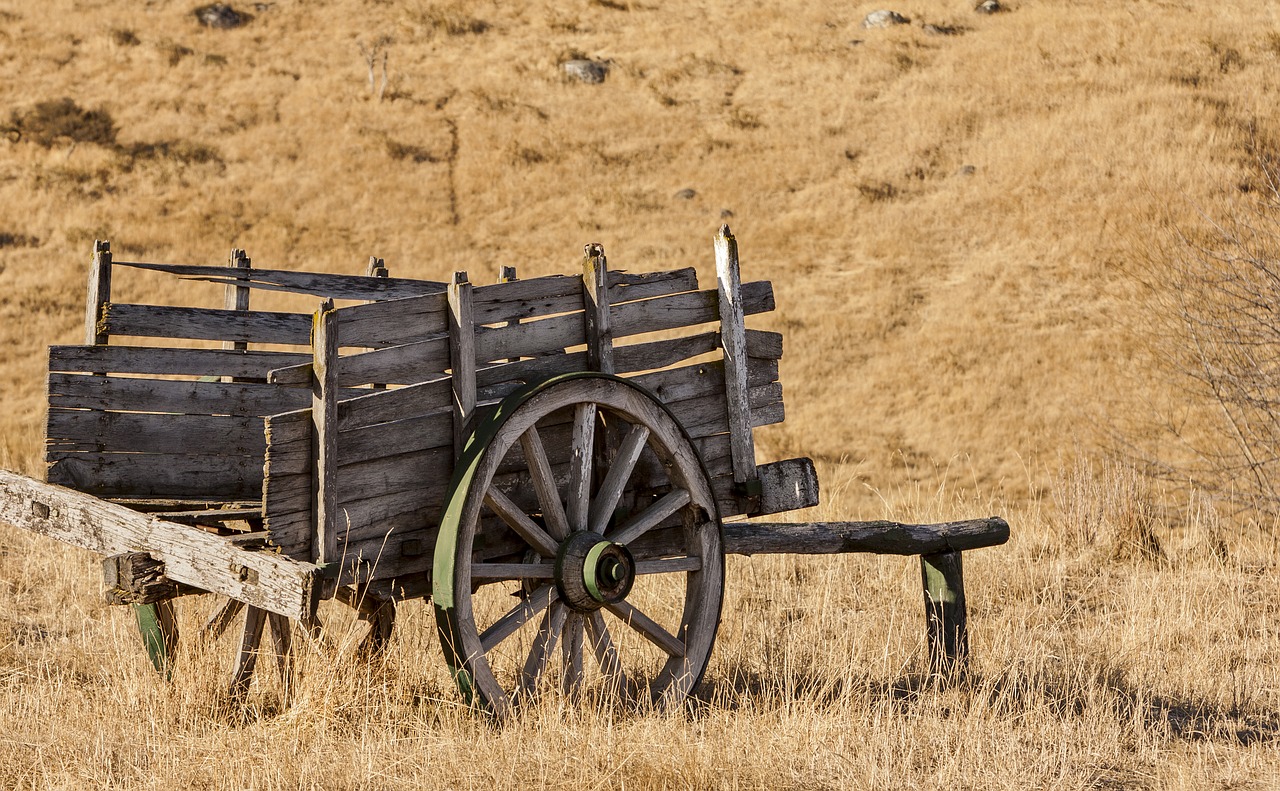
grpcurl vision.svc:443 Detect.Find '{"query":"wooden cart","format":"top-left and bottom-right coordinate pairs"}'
top-left (0, 228), bottom-right (1008, 716)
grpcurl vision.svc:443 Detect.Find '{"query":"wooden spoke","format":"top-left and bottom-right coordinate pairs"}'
top-left (519, 602), bottom-right (567, 695)
top-left (519, 425), bottom-right (570, 540)
top-left (635, 556), bottom-right (702, 574)
top-left (201, 597), bottom-right (246, 640)
top-left (561, 612), bottom-right (584, 697)
top-left (586, 611), bottom-right (631, 702)
top-left (471, 562), bottom-right (556, 580)
top-left (230, 605), bottom-right (268, 696)
top-left (588, 423), bottom-right (651, 534)
top-left (484, 488), bottom-right (559, 557)
top-left (606, 488), bottom-right (691, 547)
top-left (480, 584), bottom-right (558, 653)
top-left (606, 600), bottom-right (686, 658)
top-left (566, 402), bottom-right (596, 533)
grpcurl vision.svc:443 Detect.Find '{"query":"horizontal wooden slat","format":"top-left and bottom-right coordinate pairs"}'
top-left (47, 452), bottom-right (263, 498)
top-left (47, 410), bottom-right (265, 457)
top-left (0, 470), bottom-right (322, 622)
top-left (722, 517), bottom-right (1010, 556)
top-left (606, 268), bottom-right (698, 304)
top-left (611, 280), bottom-right (775, 339)
top-left (102, 304), bottom-right (315, 346)
top-left (473, 275), bottom-right (582, 323)
top-left (113, 259), bottom-right (447, 301)
top-left (335, 377), bottom-right (453, 432)
top-left (49, 345), bottom-right (312, 378)
top-left (48, 373), bottom-right (364, 418)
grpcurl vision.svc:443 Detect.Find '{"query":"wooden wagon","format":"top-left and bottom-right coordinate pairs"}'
top-left (0, 228), bottom-right (1009, 716)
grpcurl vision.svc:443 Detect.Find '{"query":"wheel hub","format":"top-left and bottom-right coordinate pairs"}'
top-left (554, 531), bottom-right (635, 611)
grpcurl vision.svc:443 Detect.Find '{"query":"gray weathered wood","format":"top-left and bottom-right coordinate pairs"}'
top-left (715, 225), bottom-right (758, 497)
top-left (720, 517), bottom-right (1009, 556)
top-left (231, 605), bottom-right (268, 696)
top-left (224, 249), bottom-right (251, 356)
top-left (47, 410), bottom-right (266, 457)
top-left (606, 267), bottom-right (698, 304)
top-left (756, 457), bottom-right (820, 516)
top-left (582, 244), bottom-right (615, 374)
top-left (311, 301), bottom-right (340, 564)
top-left (48, 372), bottom-right (323, 417)
top-left (0, 470), bottom-right (323, 621)
top-left (921, 550), bottom-right (968, 675)
top-left (112, 259), bottom-right (445, 301)
top-left (102, 303), bottom-right (315, 346)
top-left (102, 552), bottom-right (201, 605)
top-left (47, 451), bottom-right (264, 499)
top-left (85, 240), bottom-right (112, 345)
top-left (449, 272), bottom-right (477, 459)
top-left (50, 345), bottom-right (312, 378)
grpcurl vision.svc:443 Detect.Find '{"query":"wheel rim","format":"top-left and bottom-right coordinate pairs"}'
top-left (434, 373), bottom-right (725, 718)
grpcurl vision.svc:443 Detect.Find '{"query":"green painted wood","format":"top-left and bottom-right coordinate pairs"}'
top-left (133, 600), bottom-right (178, 678)
top-left (921, 550), bottom-right (968, 676)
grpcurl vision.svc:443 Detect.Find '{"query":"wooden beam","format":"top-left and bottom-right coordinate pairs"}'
top-left (0, 470), bottom-right (324, 621)
top-left (85, 240), bottom-right (112, 345)
top-left (715, 225), bottom-right (758, 510)
top-left (311, 300), bottom-right (340, 565)
top-left (721, 517), bottom-right (1009, 556)
top-left (111, 259), bottom-right (445, 301)
top-left (102, 552), bottom-right (202, 605)
top-left (921, 551), bottom-right (968, 676)
top-left (448, 271), bottom-right (476, 460)
top-left (582, 243), bottom-right (615, 374)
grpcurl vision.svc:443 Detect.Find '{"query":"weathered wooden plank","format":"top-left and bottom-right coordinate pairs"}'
top-left (745, 329), bottom-right (783, 360)
top-left (922, 550), bottom-right (968, 675)
top-left (50, 345), bottom-right (312, 378)
top-left (48, 373), bottom-right (324, 417)
top-left (335, 377), bottom-right (453, 432)
top-left (606, 267), bottom-right (698, 304)
top-left (449, 273), bottom-right (477, 459)
top-left (47, 452), bottom-right (264, 498)
top-left (0, 470), bottom-right (322, 621)
top-left (721, 517), bottom-right (1009, 556)
top-left (312, 301), bottom-right (340, 565)
top-left (223, 249), bottom-right (252, 356)
top-left (715, 225), bottom-right (758, 493)
top-left (47, 410), bottom-right (266, 457)
top-left (85, 240), bottom-right (112, 345)
top-left (102, 552), bottom-right (202, 605)
top-left (755, 456), bottom-right (820, 515)
top-left (610, 280), bottom-right (775, 340)
top-left (472, 274), bottom-right (582, 324)
top-left (112, 259), bottom-right (446, 301)
top-left (101, 303), bottom-right (315, 346)
top-left (582, 244), bottom-right (615, 374)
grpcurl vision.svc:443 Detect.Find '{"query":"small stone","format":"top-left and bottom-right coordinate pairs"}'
top-left (194, 3), bottom-right (248, 29)
top-left (849, 39), bottom-right (865, 47)
top-left (975, 0), bottom-right (1003, 14)
top-left (720, 209), bottom-right (734, 219)
top-left (958, 164), bottom-right (976, 176)
top-left (674, 188), bottom-right (697, 200)
top-left (862, 10), bottom-right (910, 28)
top-left (562, 59), bottom-right (608, 84)
top-left (253, 2), bottom-right (273, 11)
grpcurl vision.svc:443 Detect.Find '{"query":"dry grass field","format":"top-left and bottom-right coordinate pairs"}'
top-left (1, 0), bottom-right (1279, 787)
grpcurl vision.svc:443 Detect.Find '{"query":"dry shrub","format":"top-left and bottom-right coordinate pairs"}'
top-left (5, 98), bottom-right (117, 148)
top-left (1054, 457), bottom-right (1165, 561)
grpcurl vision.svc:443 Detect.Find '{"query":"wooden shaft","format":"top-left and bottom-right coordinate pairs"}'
top-left (311, 300), bottom-right (340, 564)
top-left (714, 225), bottom-right (758, 501)
top-left (582, 243), bottom-right (615, 374)
top-left (84, 240), bottom-right (112, 345)
top-left (921, 550), bottom-right (968, 675)
top-left (722, 516), bottom-right (1008, 556)
top-left (448, 272), bottom-right (476, 459)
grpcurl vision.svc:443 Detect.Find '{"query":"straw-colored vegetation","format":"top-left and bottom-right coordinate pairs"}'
top-left (1, 0), bottom-right (1278, 787)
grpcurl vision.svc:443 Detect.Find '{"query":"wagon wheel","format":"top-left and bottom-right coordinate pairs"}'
top-left (434, 373), bottom-right (725, 719)
top-left (132, 586), bottom-right (396, 694)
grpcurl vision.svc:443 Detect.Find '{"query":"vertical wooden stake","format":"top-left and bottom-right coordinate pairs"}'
top-left (84, 240), bottom-right (112, 345)
top-left (921, 550), bottom-right (968, 677)
top-left (366, 256), bottom-right (388, 278)
top-left (714, 225), bottom-right (759, 505)
top-left (132, 600), bottom-right (178, 678)
top-left (582, 244), bottom-right (614, 375)
top-left (224, 249), bottom-right (252, 383)
top-left (499, 265), bottom-right (519, 363)
top-left (311, 300), bottom-right (340, 565)
top-left (448, 272), bottom-right (476, 459)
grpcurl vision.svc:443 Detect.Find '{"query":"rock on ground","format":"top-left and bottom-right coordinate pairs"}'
top-left (562, 59), bottom-right (608, 84)
top-left (862, 10), bottom-right (910, 28)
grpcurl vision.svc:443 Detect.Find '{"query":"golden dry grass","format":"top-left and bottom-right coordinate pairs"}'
top-left (2, 0), bottom-right (1280, 787)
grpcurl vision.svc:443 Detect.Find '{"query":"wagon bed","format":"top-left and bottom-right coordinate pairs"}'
top-left (0, 230), bottom-right (1008, 713)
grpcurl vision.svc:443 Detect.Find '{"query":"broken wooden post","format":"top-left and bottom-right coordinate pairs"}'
top-left (715, 225), bottom-right (760, 512)
top-left (582, 243), bottom-right (614, 374)
top-left (84, 240), bottom-right (112, 345)
top-left (921, 550), bottom-right (968, 676)
top-left (448, 271), bottom-right (476, 459)
top-left (311, 300), bottom-right (340, 565)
